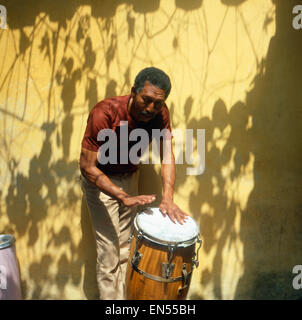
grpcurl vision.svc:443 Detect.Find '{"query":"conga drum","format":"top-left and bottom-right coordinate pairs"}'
top-left (0, 234), bottom-right (22, 300)
top-left (126, 208), bottom-right (202, 300)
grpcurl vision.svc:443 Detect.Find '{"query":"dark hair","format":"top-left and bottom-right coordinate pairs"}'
top-left (134, 67), bottom-right (171, 98)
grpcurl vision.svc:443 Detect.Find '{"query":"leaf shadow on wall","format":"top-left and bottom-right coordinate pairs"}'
top-left (1, 0), bottom-right (208, 300)
top-left (4, 0), bottom-right (300, 301)
top-left (174, 0), bottom-right (302, 300)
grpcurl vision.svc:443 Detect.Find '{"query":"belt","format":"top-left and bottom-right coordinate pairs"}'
top-left (107, 172), bottom-right (133, 177)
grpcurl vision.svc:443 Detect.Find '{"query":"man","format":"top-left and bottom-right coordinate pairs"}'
top-left (80, 67), bottom-right (188, 300)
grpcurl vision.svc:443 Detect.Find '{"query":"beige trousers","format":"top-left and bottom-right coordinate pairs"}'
top-left (80, 171), bottom-right (139, 300)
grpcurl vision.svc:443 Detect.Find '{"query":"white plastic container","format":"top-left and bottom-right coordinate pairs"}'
top-left (0, 235), bottom-right (22, 300)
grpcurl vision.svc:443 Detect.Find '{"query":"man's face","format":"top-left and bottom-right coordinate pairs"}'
top-left (129, 81), bottom-right (166, 122)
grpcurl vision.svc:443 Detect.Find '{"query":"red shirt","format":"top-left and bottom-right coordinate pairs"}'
top-left (82, 95), bottom-right (172, 174)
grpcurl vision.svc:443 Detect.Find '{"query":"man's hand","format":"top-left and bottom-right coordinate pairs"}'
top-left (121, 194), bottom-right (156, 207)
top-left (159, 199), bottom-right (189, 225)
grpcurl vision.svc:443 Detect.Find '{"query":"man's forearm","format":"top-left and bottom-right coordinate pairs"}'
top-left (158, 136), bottom-right (188, 224)
top-left (81, 166), bottom-right (129, 201)
top-left (160, 138), bottom-right (176, 200)
top-left (161, 161), bottom-right (175, 201)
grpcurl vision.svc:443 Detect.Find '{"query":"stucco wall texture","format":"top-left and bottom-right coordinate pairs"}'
top-left (0, 0), bottom-right (301, 300)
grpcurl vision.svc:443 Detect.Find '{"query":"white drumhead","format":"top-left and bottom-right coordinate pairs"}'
top-left (134, 207), bottom-right (199, 247)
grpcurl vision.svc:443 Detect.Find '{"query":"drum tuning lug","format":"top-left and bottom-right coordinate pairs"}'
top-left (178, 263), bottom-right (190, 295)
top-left (162, 263), bottom-right (175, 279)
top-left (192, 259), bottom-right (199, 268)
top-left (127, 235), bottom-right (133, 244)
top-left (192, 236), bottom-right (202, 268)
top-left (131, 250), bottom-right (142, 268)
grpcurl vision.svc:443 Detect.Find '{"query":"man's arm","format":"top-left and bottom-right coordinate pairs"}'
top-left (159, 138), bottom-right (189, 224)
top-left (80, 147), bottom-right (156, 207)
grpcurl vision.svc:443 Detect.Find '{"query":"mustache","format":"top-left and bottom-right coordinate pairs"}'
top-left (140, 110), bottom-right (155, 118)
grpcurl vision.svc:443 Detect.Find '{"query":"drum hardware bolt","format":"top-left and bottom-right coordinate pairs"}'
top-left (161, 244), bottom-right (176, 279)
top-left (167, 244), bottom-right (176, 264)
top-left (137, 232), bottom-right (143, 244)
top-left (162, 262), bottom-right (175, 279)
top-left (128, 235), bottom-right (133, 244)
top-left (178, 263), bottom-right (190, 295)
top-left (192, 258), bottom-right (199, 268)
top-left (131, 250), bottom-right (142, 268)
top-left (192, 236), bottom-right (202, 268)
top-left (131, 231), bottom-right (144, 268)
top-left (133, 231), bottom-right (143, 252)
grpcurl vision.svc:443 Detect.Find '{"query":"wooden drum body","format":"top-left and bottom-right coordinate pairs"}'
top-left (126, 208), bottom-right (201, 300)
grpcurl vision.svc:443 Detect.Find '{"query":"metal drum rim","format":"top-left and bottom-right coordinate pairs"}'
top-left (133, 215), bottom-right (199, 248)
top-left (0, 234), bottom-right (16, 249)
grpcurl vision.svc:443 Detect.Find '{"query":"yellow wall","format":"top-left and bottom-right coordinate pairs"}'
top-left (0, 0), bottom-right (301, 299)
